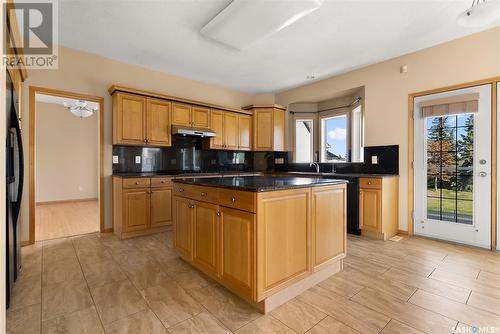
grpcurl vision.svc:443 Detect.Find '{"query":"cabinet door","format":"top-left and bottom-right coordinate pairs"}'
top-left (193, 202), bottom-right (219, 276)
top-left (238, 114), bottom-right (252, 150)
top-left (173, 196), bottom-right (194, 260)
top-left (147, 99), bottom-right (171, 147)
top-left (123, 188), bottom-right (150, 232)
top-left (219, 207), bottom-right (254, 299)
top-left (192, 106), bottom-right (210, 128)
top-left (273, 108), bottom-right (285, 151)
top-left (224, 112), bottom-right (238, 150)
top-left (359, 188), bottom-right (381, 232)
top-left (172, 103), bottom-right (192, 126)
top-left (253, 109), bottom-right (274, 151)
top-left (312, 186), bottom-right (346, 269)
top-left (150, 187), bottom-right (172, 228)
top-left (115, 93), bottom-right (147, 145)
top-left (209, 110), bottom-right (225, 149)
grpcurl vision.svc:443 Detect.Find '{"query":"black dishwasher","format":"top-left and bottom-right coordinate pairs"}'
top-left (325, 175), bottom-right (360, 235)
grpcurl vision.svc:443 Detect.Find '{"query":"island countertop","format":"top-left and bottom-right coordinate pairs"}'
top-left (173, 175), bottom-right (347, 192)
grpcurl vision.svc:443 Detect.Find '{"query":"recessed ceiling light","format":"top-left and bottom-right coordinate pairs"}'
top-left (457, 0), bottom-right (500, 27)
top-left (201, 0), bottom-right (324, 50)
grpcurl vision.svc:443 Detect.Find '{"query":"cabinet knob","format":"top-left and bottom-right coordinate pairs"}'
top-left (135, 182), bottom-right (139, 185)
top-left (231, 197), bottom-right (236, 203)
top-left (188, 204), bottom-right (194, 208)
top-left (161, 180), bottom-right (165, 183)
top-left (201, 192), bottom-right (207, 197)
top-left (367, 182), bottom-right (372, 185)
top-left (178, 188), bottom-right (184, 192)
top-left (217, 211), bottom-right (221, 216)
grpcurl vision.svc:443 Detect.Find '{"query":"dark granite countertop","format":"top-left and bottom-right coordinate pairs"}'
top-left (112, 171), bottom-right (262, 178)
top-left (281, 171), bottom-right (399, 178)
top-left (173, 176), bottom-right (348, 192)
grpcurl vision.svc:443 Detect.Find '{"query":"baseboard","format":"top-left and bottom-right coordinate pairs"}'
top-left (397, 229), bottom-right (409, 235)
top-left (36, 198), bottom-right (98, 205)
top-left (21, 240), bottom-right (33, 247)
top-left (102, 227), bottom-right (114, 233)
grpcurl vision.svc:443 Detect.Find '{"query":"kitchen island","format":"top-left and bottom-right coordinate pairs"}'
top-left (172, 176), bottom-right (348, 313)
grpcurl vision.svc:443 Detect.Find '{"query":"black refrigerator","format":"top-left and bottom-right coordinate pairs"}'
top-left (6, 71), bottom-right (24, 309)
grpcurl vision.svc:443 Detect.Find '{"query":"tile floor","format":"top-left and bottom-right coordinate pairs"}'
top-left (35, 200), bottom-right (99, 241)
top-left (7, 231), bottom-right (500, 333)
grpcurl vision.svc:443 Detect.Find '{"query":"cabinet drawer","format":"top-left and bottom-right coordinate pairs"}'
top-left (189, 185), bottom-right (219, 203)
top-left (123, 178), bottom-right (151, 189)
top-left (151, 177), bottom-right (173, 188)
top-left (218, 189), bottom-right (256, 213)
top-left (359, 178), bottom-right (382, 189)
top-left (173, 183), bottom-right (197, 198)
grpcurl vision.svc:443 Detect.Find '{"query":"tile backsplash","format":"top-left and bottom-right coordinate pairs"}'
top-left (112, 136), bottom-right (286, 174)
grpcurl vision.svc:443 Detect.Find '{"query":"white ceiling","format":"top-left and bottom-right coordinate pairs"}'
top-left (36, 94), bottom-right (99, 110)
top-left (58, 0), bottom-right (500, 93)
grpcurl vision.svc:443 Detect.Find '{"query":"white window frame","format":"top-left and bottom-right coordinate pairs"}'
top-left (320, 113), bottom-right (349, 163)
top-left (293, 118), bottom-right (314, 163)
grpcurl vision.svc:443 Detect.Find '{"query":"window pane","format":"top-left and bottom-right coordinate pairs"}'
top-left (295, 120), bottom-right (313, 163)
top-left (351, 106), bottom-right (363, 162)
top-left (457, 200), bottom-right (473, 225)
top-left (321, 115), bottom-right (347, 162)
top-left (441, 198), bottom-right (457, 222)
top-left (427, 175), bottom-right (440, 198)
top-left (427, 197), bottom-right (440, 221)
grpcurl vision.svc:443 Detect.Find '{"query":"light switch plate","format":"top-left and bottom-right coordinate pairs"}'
top-left (135, 156), bottom-right (141, 164)
top-left (112, 155), bottom-right (119, 164)
top-left (371, 156), bottom-right (378, 164)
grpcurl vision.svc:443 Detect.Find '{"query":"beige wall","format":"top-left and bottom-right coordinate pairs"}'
top-left (276, 26), bottom-right (500, 232)
top-left (35, 102), bottom-right (98, 203)
top-left (20, 46), bottom-right (274, 242)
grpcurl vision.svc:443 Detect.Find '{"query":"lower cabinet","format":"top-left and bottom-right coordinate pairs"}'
top-left (219, 207), bottom-right (254, 299)
top-left (311, 185), bottom-right (346, 270)
top-left (173, 195), bottom-right (256, 300)
top-left (359, 177), bottom-right (399, 240)
top-left (193, 202), bottom-right (219, 276)
top-left (113, 177), bottom-right (173, 239)
top-left (173, 197), bottom-right (194, 260)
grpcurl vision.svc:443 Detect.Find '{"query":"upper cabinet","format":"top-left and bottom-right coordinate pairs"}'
top-left (113, 92), bottom-right (147, 145)
top-left (113, 92), bottom-right (171, 146)
top-left (204, 110), bottom-right (251, 151)
top-left (172, 103), bottom-right (211, 128)
top-left (243, 104), bottom-right (285, 151)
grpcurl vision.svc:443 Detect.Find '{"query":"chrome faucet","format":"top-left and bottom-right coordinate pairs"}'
top-left (310, 162), bottom-right (320, 173)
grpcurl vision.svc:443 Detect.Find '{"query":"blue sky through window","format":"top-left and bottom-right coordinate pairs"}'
top-left (323, 116), bottom-right (347, 161)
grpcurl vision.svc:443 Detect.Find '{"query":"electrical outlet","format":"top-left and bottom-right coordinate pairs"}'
top-left (135, 156), bottom-right (141, 164)
top-left (371, 156), bottom-right (378, 164)
top-left (112, 155), bottom-right (119, 164)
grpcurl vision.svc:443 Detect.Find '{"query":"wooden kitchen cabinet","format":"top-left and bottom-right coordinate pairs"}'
top-left (173, 196), bottom-right (195, 260)
top-left (113, 92), bottom-right (147, 145)
top-left (150, 187), bottom-right (173, 228)
top-left (312, 185), bottom-right (346, 270)
top-left (359, 177), bottom-right (399, 240)
top-left (237, 114), bottom-right (252, 151)
top-left (243, 104), bottom-right (285, 151)
top-left (113, 93), bottom-right (171, 146)
top-left (123, 188), bottom-right (150, 232)
top-left (147, 98), bottom-right (171, 147)
top-left (205, 109), bottom-right (251, 150)
top-left (193, 202), bottom-right (219, 276)
top-left (219, 207), bottom-right (255, 299)
top-left (172, 103), bottom-right (210, 128)
top-left (113, 177), bottom-right (173, 239)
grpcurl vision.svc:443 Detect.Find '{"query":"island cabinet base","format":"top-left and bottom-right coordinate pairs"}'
top-left (173, 182), bottom-right (347, 313)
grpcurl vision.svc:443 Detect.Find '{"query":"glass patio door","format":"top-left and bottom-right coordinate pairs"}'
top-left (414, 84), bottom-right (491, 249)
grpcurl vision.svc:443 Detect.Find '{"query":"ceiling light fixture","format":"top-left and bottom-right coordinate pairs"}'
top-left (457, 0), bottom-right (500, 27)
top-left (63, 100), bottom-right (97, 118)
top-left (201, 0), bottom-right (324, 50)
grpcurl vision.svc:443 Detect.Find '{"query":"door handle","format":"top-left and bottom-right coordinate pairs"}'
top-left (479, 172), bottom-right (487, 177)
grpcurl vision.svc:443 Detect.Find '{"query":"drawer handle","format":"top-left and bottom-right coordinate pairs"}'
top-left (188, 204), bottom-right (194, 208)
top-left (201, 192), bottom-right (207, 197)
top-left (367, 182), bottom-right (372, 185)
top-left (161, 180), bottom-right (165, 184)
top-left (231, 197), bottom-right (236, 203)
top-left (135, 181), bottom-right (139, 185)
top-left (178, 188), bottom-right (184, 192)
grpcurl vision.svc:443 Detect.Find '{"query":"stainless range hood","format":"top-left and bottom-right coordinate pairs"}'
top-left (172, 125), bottom-right (216, 138)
